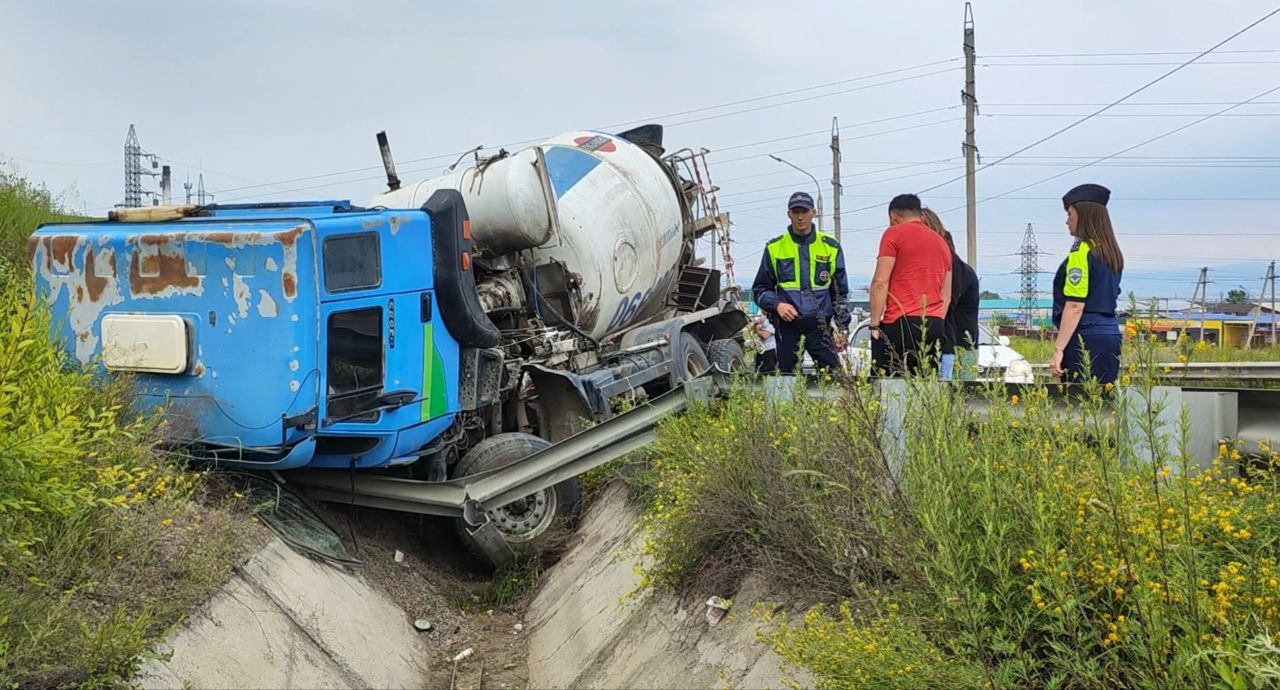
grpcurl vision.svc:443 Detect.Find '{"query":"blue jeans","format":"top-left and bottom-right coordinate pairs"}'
top-left (940, 353), bottom-right (955, 380)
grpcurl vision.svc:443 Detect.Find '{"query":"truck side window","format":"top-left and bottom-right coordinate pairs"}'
top-left (327, 307), bottom-right (383, 422)
top-left (323, 233), bottom-right (381, 292)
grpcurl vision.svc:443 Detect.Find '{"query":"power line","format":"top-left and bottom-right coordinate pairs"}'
top-left (911, 7), bottom-right (1280, 198)
top-left (986, 101), bottom-right (1280, 107)
top-left (984, 112), bottom-right (1280, 118)
top-left (200, 60), bottom-right (960, 203)
top-left (598, 58), bottom-right (959, 131)
top-left (711, 118), bottom-right (962, 166)
top-left (711, 105), bottom-right (958, 154)
top-left (934, 83), bottom-right (1280, 214)
top-left (723, 164), bottom-right (963, 207)
top-left (981, 49), bottom-right (1280, 58)
top-left (660, 68), bottom-right (956, 128)
top-left (981, 59), bottom-right (1280, 67)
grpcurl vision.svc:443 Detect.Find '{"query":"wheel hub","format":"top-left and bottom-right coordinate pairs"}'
top-left (488, 488), bottom-right (558, 542)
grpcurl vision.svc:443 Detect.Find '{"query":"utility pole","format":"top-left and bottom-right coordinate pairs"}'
top-left (830, 116), bottom-right (842, 243)
top-left (183, 176), bottom-right (194, 205)
top-left (1252, 261), bottom-right (1278, 347)
top-left (1190, 267), bottom-right (1210, 342)
top-left (962, 2), bottom-right (978, 270)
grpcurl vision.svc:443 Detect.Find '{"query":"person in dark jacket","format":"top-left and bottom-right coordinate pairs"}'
top-left (751, 191), bottom-right (851, 374)
top-left (921, 209), bottom-right (979, 380)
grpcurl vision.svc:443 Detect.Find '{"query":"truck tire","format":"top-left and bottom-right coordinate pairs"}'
top-left (451, 433), bottom-right (581, 566)
top-left (673, 331), bottom-right (711, 381)
top-left (706, 339), bottom-right (745, 373)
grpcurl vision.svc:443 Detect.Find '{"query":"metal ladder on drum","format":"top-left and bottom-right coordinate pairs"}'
top-left (687, 148), bottom-right (739, 307)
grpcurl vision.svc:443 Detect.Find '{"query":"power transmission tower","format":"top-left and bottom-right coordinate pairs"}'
top-left (830, 116), bottom-right (842, 243)
top-left (1189, 267), bottom-right (1211, 342)
top-left (195, 173), bottom-right (213, 206)
top-left (183, 176), bottom-right (194, 204)
top-left (1018, 223), bottom-right (1039, 331)
top-left (962, 2), bottom-right (978, 270)
top-left (122, 124), bottom-right (160, 208)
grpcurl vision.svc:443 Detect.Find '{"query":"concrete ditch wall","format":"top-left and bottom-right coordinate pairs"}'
top-left (135, 539), bottom-right (430, 689)
top-left (525, 485), bottom-right (807, 689)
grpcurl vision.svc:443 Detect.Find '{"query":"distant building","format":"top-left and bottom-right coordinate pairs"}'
top-left (979, 298), bottom-right (1055, 328)
top-left (1135, 303), bottom-right (1279, 348)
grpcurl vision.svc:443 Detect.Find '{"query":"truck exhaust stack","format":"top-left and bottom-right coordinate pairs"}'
top-left (376, 130), bottom-right (401, 192)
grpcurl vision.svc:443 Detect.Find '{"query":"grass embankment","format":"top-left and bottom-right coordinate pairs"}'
top-left (0, 169), bottom-right (260, 688)
top-left (634, 334), bottom-right (1280, 688)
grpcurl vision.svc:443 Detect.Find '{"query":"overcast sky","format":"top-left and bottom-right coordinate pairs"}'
top-left (3, 0), bottom-right (1280, 301)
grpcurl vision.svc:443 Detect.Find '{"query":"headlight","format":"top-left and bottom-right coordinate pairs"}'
top-left (1005, 358), bottom-right (1034, 383)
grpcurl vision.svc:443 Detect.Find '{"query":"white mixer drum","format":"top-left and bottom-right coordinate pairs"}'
top-left (370, 130), bottom-right (686, 340)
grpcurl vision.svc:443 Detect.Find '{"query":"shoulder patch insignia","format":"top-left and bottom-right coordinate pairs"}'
top-left (1068, 267), bottom-right (1083, 285)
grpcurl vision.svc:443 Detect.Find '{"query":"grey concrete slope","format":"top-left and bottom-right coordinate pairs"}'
top-left (526, 485), bottom-right (809, 689)
top-left (136, 539), bottom-right (429, 689)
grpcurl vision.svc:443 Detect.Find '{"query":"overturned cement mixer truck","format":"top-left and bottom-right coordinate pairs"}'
top-left (29, 123), bottom-right (747, 563)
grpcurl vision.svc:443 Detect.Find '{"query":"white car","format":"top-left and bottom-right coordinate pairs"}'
top-left (804, 319), bottom-right (1035, 382)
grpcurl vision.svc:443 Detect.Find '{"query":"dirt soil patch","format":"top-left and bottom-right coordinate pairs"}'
top-left (316, 504), bottom-right (535, 690)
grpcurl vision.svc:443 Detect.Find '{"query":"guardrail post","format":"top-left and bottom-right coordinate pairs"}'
top-left (877, 378), bottom-right (909, 481)
top-left (1119, 385), bottom-right (1184, 470)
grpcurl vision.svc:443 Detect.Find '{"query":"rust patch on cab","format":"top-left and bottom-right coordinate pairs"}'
top-left (50, 236), bottom-right (78, 269)
top-left (84, 249), bottom-right (111, 302)
top-left (201, 232), bottom-right (235, 245)
top-left (282, 272), bottom-right (297, 299)
top-left (275, 225), bottom-right (305, 248)
top-left (129, 246), bottom-right (200, 296)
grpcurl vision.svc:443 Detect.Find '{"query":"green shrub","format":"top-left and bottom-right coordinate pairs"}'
top-left (0, 170), bottom-right (257, 688)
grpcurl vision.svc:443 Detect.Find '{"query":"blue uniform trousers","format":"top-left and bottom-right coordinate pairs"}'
top-left (1062, 332), bottom-right (1121, 385)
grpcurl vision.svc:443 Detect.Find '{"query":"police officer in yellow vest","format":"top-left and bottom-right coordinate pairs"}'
top-left (751, 191), bottom-right (851, 373)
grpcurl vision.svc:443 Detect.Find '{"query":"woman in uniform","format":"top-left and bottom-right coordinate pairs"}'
top-left (1049, 184), bottom-right (1125, 385)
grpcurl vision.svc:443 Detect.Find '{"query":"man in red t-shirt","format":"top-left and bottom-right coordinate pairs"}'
top-left (869, 194), bottom-right (952, 375)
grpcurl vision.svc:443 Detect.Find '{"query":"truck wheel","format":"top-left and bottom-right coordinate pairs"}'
top-left (451, 433), bottom-right (581, 566)
top-left (706, 339), bottom-right (745, 373)
top-left (673, 331), bottom-right (711, 381)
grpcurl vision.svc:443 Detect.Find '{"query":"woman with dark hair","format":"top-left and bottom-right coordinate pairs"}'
top-left (920, 208), bottom-right (979, 381)
top-left (1050, 183), bottom-right (1124, 385)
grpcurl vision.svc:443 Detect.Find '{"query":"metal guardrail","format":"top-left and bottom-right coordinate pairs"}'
top-left (282, 381), bottom-right (698, 521)
top-left (1030, 361), bottom-right (1280, 380)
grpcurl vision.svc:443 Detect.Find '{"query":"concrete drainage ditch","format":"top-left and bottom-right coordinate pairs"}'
top-left (138, 484), bottom-right (803, 689)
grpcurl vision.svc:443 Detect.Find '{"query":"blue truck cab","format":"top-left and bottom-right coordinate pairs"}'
top-left (29, 190), bottom-right (499, 473)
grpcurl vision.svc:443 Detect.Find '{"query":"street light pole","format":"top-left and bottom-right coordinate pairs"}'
top-left (769, 154), bottom-right (823, 233)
